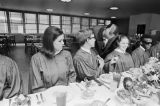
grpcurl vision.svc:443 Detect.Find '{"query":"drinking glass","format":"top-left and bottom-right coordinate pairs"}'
top-left (56, 92), bottom-right (67, 106)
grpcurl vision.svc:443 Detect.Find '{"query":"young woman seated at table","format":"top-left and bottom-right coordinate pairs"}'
top-left (0, 54), bottom-right (22, 100)
top-left (104, 34), bottom-right (134, 73)
top-left (73, 29), bottom-right (104, 82)
top-left (29, 26), bottom-right (76, 93)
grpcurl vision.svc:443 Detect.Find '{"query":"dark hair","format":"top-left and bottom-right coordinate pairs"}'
top-left (76, 29), bottom-right (93, 47)
top-left (41, 26), bottom-right (63, 58)
top-left (140, 34), bottom-right (152, 42)
top-left (115, 34), bottom-right (130, 48)
top-left (123, 77), bottom-right (132, 90)
top-left (97, 24), bottom-right (118, 41)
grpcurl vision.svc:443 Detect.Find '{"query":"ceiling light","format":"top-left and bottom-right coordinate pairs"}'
top-left (46, 9), bottom-right (53, 12)
top-left (109, 6), bottom-right (119, 10)
top-left (84, 13), bottom-right (90, 15)
top-left (61, 0), bottom-right (71, 2)
top-left (111, 16), bottom-right (116, 19)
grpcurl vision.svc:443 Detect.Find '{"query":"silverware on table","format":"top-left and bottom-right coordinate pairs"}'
top-left (9, 98), bottom-right (11, 106)
top-left (40, 93), bottom-right (44, 102)
top-left (103, 98), bottom-right (111, 106)
top-left (76, 83), bottom-right (84, 91)
top-left (93, 78), bottom-right (110, 89)
top-left (28, 99), bottom-right (31, 106)
top-left (36, 94), bottom-right (41, 104)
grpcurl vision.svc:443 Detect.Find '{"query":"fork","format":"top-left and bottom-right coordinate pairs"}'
top-left (103, 98), bottom-right (111, 106)
top-left (40, 93), bottom-right (45, 102)
top-left (76, 83), bottom-right (84, 91)
top-left (36, 94), bottom-right (41, 104)
top-left (9, 98), bottom-right (11, 106)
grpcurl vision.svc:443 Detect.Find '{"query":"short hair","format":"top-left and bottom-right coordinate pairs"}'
top-left (41, 26), bottom-right (63, 58)
top-left (123, 77), bottom-right (133, 90)
top-left (97, 24), bottom-right (118, 41)
top-left (76, 29), bottom-right (93, 47)
top-left (115, 34), bottom-right (130, 47)
top-left (140, 34), bottom-right (152, 42)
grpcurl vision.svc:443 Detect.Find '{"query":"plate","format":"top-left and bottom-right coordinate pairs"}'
top-left (134, 82), bottom-right (152, 97)
top-left (99, 74), bottom-right (112, 83)
top-left (43, 86), bottom-right (73, 104)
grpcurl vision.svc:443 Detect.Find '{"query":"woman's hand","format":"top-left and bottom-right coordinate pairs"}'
top-left (97, 55), bottom-right (104, 69)
top-left (110, 56), bottom-right (119, 64)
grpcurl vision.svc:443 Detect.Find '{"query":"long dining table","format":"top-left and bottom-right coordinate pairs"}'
top-left (0, 72), bottom-right (160, 106)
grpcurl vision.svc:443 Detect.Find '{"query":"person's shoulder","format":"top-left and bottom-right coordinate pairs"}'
top-left (61, 50), bottom-right (72, 57)
top-left (132, 47), bottom-right (140, 53)
top-left (0, 54), bottom-right (16, 65)
top-left (61, 50), bottom-right (71, 55)
top-left (31, 52), bottom-right (43, 60)
top-left (106, 50), bottom-right (116, 57)
top-left (0, 54), bottom-right (12, 61)
top-left (73, 49), bottom-right (84, 60)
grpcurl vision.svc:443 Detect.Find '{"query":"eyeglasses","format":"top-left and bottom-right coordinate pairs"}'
top-left (88, 36), bottom-right (95, 39)
top-left (143, 41), bottom-right (152, 45)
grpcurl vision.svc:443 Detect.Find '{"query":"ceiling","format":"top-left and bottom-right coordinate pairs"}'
top-left (0, 0), bottom-right (160, 19)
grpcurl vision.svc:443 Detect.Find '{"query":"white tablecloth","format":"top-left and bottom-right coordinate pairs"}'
top-left (1, 76), bottom-right (160, 106)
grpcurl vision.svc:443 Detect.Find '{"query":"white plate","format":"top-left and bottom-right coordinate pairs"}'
top-left (43, 86), bottom-right (73, 104)
top-left (99, 74), bottom-right (112, 83)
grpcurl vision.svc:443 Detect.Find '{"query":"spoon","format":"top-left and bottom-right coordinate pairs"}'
top-left (103, 98), bottom-right (111, 106)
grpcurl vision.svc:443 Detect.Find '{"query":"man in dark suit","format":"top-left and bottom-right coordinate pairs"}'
top-left (93, 24), bottom-right (119, 59)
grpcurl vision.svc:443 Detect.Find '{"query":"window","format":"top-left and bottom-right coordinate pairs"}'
top-left (91, 19), bottom-right (97, 27)
top-left (105, 20), bottom-right (111, 25)
top-left (72, 17), bottom-right (80, 33)
top-left (0, 11), bottom-right (8, 33)
top-left (82, 18), bottom-right (89, 30)
top-left (62, 16), bottom-right (71, 34)
top-left (9, 12), bottom-right (23, 33)
top-left (25, 13), bottom-right (37, 33)
top-left (98, 19), bottom-right (105, 25)
top-left (38, 14), bottom-right (49, 33)
top-left (51, 15), bottom-right (60, 28)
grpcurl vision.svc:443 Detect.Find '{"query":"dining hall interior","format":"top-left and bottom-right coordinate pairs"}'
top-left (1, 0), bottom-right (160, 106)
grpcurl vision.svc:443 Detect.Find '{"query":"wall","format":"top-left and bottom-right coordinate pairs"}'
top-left (129, 13), bottom-right (160, 36)
top-left (129, 13), bottom-right (152, 35)
top-left (112, 18), bottom-right (129, 35)
top-left (150, 14), bottom-right (160, 31)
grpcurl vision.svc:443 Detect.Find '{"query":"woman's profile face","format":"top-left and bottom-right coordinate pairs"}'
top-left (53, 34), bottom-right (64, 52)
top-left (118, 37), bottom-right (129, 52)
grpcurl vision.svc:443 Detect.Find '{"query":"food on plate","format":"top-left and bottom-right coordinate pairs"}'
top-left (134, 82), bottom-right (152, 97)
top-left (82, 89), bottom-right (95, 99)
top-left (99, 74), bottom-right (112, 83)
top-left (90, 100), bottom-right (104, 106)
top-left (116, 89), bottom-right (132, 103)
top-left (12, 94), bottom-right (30, 106)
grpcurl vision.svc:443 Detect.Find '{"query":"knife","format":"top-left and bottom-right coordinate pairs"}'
top-left (93, 78), bottom-right (110, 89)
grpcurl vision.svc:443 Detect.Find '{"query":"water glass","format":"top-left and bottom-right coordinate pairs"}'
top-left (56, 92), bottom-right (67, 106)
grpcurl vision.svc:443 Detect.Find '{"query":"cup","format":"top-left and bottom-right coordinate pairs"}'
top-left (56, 92), bottom-right (67, 106)
top-left (110, 80), bottom-right (118, 92)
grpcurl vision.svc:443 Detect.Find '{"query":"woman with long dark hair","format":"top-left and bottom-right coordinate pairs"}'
top-left (29, 26), bottom-right (76, 93)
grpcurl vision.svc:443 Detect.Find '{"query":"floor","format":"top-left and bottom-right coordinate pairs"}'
top-left (7, 43), bottom-right (32, 94)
